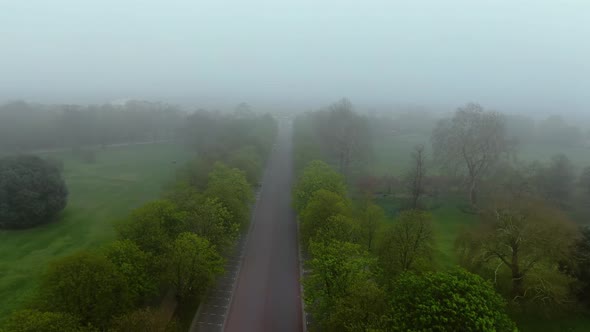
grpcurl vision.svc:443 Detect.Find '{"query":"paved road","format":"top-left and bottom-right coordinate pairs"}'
top-left (225, 119), bottom-right (303, 332)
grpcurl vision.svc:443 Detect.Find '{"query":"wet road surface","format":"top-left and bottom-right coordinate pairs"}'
top-left (224, 119), bottom-right (303, 332)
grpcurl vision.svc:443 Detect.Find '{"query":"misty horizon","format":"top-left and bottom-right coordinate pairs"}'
top-left (1, 0), bottom-right (589, 115)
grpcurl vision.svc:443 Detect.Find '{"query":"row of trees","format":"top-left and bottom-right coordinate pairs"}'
top-left (0, 100), bottom-right (184, 152)
top-left (293, 160), bottom-right (517, 331)
top-left (2, 111), bottom-right (278, 331)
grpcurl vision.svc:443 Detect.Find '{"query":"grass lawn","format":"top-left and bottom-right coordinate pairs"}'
top-left (374, 194), bottom-right (477, 269)
top-left (0, 142), bottom-right (191, 321)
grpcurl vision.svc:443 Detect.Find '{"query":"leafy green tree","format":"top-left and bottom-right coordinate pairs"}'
top-left (205, 162), bottom-right (253, 229)
top-left (293, 160), bottom-right (347, 212)
top-left (117, 200), bottom-right (183, 256)
top-left (103, 240), bottom-right (159, 304)
top-left (36, 252), bottom-right (131, 329)
top-left (167, 233), bottom-right (224, 301)
top-left (0, 155), bottom-right (68, 229)
top-left (386, 270), bottom-right (517, 331)
top-left (300, 189), bottom-right (351, 247)
top-left (227, 145), bottom-right (263, 185)
top-left (358, 202), bottom-right (385, 251)
top-left (3, 310), bottom-right (93, 332)
top-left (314, 214), bottom-right (362, 245)
top-left (181, 196), bottom-right (238, 250)
top-left (376, 210), bottom-right (433, 276)
top-left (304, 240), bottom-right (382, 331)
top-left (109, 308), bottom-right (179, 332)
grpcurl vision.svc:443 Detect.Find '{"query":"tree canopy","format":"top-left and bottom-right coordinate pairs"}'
top-left (293, 160), bottom-right (347, 212)
top-left (0, 155), bottom-right (68, 229)
top-left (386, 270), bottom-right (517, 331)
top-left (167, 232), bottom-right (224, 300)
top-left (36, 252), bottom-right (131, 329)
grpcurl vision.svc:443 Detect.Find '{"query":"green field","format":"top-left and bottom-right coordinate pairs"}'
top-left (0, 143), bottom-right (191, 321)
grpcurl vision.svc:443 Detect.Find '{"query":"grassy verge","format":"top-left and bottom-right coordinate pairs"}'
top-left (0, 143), bottom-right (190, 321)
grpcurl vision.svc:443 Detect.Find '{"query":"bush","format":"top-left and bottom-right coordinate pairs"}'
top-left (0, 155), bottom-right (68, 229)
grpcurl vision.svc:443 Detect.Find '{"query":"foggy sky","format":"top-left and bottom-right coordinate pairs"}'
top-left (1, 0), bottom-right (589, 113)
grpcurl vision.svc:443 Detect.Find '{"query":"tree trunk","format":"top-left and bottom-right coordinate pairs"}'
top-left (511, 250), bottom-right (524, 297)
top-left (469, 180), bottom-right (478, 209)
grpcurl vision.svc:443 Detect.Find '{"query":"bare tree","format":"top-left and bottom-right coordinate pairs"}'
top-left (316, 98), bottom-right (371, 182)
top-left (406, 145), bottom-right (427, 209)
top-left (431, 103), bottom-right (512, 209)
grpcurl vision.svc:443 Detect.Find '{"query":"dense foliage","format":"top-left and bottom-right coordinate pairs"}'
top-left (3, 310), bottom-right (91, 332)
top-left (0, 155), bottom-right (68, 229)
top-left (387, 271), bottom-right (517, 331)
top-left (35, 252), bottom-right (131, 329)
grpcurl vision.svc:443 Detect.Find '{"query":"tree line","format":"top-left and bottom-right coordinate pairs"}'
top-left (0, 100), bottom-right (184, 153)
top-left (1, 110), bottom-right (277, 331)
top-left (293, 100), bottom-right (590, 331)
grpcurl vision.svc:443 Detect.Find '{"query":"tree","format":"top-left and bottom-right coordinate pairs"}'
top-left (117, 200), bottom-right (183, 256)
top-left (534, 154), bottom-right (576, 208)
top-left (300, 189), bottom-right (351, 247)
top-left (315, 99), bottom-right (371, 181)
top-left (205, 162), bottom-right (253, 229)
top-left (3, 310), bottom-right (93, 332)
top-left (579, 166), bottom-right (590, 197)
top-left (109, 308), bottom-right (178, 332)
top-left (376, 210), bottom-right (433, 276)
top-left (226, 145), bottom-right (263, 185)
top-left (314, 214), bottom-right (362, 245)
top-left (431, 103), bottom-right (512, 208)
top-left (36, 252), bottom-right (131, 329)
top-left (293, 160), bottom-right (347, 212)
top-left (0, 155), bottom-right (68, 229)
top-left (167, 233), bottom-right (224, 301)
top-left (303, 240), bottom-right (383, 331)
top-left (405, 144), bottom-right (427, 209)
top-left (180, 195), bottom-right (238, 250)
top-left (386, 270), bottom-right (517, 331)
top-left (358, 202), bottom-right (385, 251)
top-left (103, 240), bottom-right (159, 304)
top-left (457, 195), bottom-right (576, 300)
top-left (562, 227), bottom-right (590, 307)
